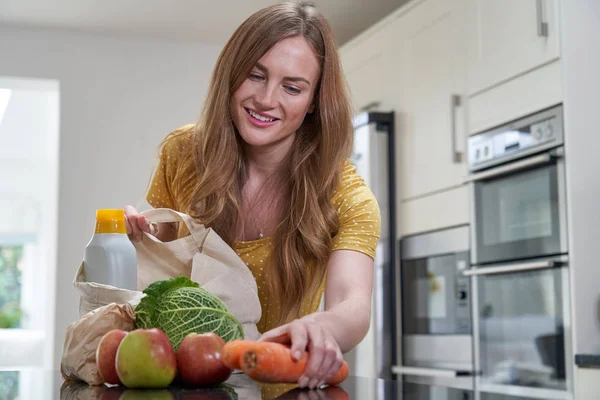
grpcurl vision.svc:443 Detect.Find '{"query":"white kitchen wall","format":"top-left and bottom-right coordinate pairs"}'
top-left (560, 0), bottom-right (600, 396)
top-left (0, 24), bottom-right (221, 382)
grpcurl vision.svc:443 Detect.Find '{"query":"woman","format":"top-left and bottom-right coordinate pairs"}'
top-left (125, 1), bottom-right (380, 390)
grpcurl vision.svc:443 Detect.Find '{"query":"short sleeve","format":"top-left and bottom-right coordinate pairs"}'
top-left (331, 160), bottom-right (381, 259)
top-left (146, 124), bottom-right (194, 210)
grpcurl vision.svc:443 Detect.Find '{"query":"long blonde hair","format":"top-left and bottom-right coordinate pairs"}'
top-left (168, 1), bottom-right (353, 325)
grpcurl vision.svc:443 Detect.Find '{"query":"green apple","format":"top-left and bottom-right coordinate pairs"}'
top-left (115, 328), bottom-right (177, 389)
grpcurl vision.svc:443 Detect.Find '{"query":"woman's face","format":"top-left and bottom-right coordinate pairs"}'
top-left (231, 36), bottom-right (321, 153)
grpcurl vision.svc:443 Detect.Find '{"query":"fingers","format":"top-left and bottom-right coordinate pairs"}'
top-left (137, 215), bottom-right (153, 234)
top-left (318, 346), bottom-right (344, 389)
top-left (288, 321), bottom-right (309, 362)
top-left (124, 205), bottom-right (136, 235)
top-left (124, 205), bottom-right (153, 241)
top-left (261, 318), bottom-right (343, 391)
top-left (258, 324), bottom-right (291, 345)
top-left (301, 326), bottom-right (326, 389)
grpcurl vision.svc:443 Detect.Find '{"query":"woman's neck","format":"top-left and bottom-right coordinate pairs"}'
top-left (244, 135), bottom-right (294, 181)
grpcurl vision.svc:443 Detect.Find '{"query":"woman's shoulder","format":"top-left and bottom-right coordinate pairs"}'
top-left (335, 158), bottom-right (368, 194)
top-left (160, 123), bottom-right (195, 156)
top-left (332, 158), bottom-right (379, 209)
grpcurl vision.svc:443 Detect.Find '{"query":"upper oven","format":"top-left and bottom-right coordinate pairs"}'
top-left (467, 105), bottom-right (567, 266)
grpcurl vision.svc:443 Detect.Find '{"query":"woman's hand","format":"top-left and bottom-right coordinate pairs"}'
top-left (258, 315), bottom-right (344, 390)
top-left (124, 205), bottom-right (157, 241)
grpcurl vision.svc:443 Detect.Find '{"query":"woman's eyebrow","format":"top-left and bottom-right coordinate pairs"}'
top-left (255, 62), bottom-right (311, 85)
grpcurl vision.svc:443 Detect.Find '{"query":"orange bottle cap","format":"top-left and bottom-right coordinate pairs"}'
top-left (95, 209), bottom-right (127, 234)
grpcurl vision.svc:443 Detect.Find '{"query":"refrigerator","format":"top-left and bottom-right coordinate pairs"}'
top-left (344, 111), bottom-right (396, 391)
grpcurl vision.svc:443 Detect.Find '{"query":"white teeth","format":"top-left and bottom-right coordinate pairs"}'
top-left (247, 109), bottom-right (275, 122)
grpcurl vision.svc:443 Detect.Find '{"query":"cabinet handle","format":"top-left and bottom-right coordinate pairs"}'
top-left (450, 94), bottom-right (462, 164)
top-left (536, 0), bottom-right (549, 37)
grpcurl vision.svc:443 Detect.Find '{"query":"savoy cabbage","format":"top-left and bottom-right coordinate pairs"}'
top-left (134, 276), bottom-right (244, 350)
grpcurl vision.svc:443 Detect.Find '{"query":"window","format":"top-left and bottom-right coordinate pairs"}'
top-left (0, 77), bottom-right (60, 379)
top-left (0, 246), bottom-right (24, 329)
top-left (0, 371), bottom-right (19, 400)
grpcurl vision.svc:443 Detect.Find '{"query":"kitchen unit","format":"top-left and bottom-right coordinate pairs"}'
top-left (466, 0), bottom-right (561, 95)
top-left (465, 105), bottom-right (572, 399)
top-left (345, 111), bottom-right (396, 391)
top-left (338, 0), bottom-right (572, 395)
top-left (393, 225), bottom-right (474, 391)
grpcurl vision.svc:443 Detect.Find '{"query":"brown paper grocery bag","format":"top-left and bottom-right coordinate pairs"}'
top-left (60, 302), bottom-right (136, 385)
top-left (62, 208), bottom-right (262, 385)
top-left (134, 208), bottom-right (262, 340)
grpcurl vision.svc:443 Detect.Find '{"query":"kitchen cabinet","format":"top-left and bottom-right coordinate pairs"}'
top-left (392, 0), bottom-right (468, 201)
top-left (398, 185), bottom-right (470, 237)
top-left (342, 19), bottom-right (393, 112)
top-left (467, 0), bottom-right (561, 95)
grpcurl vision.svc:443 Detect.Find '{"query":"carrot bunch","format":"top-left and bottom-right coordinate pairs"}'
top-left (222, 340), bottom-right (349, 386)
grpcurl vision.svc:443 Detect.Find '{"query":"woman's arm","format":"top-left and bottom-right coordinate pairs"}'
top-left (307, 249), bottom-right (374, 351)
top-left (259, 249), bottom-right (374, 389)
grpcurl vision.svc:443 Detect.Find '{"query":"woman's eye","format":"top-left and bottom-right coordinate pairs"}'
top-left (249, 73), bottom-right (264, 81)
top-left (284, 86), bottom-right (301, 95)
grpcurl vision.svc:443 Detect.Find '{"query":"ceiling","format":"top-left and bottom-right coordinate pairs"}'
top-left (0, 0), bottom-right (407, 46)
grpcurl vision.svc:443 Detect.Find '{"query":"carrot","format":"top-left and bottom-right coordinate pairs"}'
top-left (222, 340), bottom-right (258, 370)
top-left (240, 342), bottom-right (349, 385)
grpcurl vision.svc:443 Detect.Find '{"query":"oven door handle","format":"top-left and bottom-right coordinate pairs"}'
top-left (463, 259), bottom-right (566, 276)
top-left (391, 365), bottom-right (472, 378)
top-left (465, 149), bottom-right (563, 182)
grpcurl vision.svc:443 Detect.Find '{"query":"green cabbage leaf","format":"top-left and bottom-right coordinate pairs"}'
top-left (134, 276), bottom-right (244, 350)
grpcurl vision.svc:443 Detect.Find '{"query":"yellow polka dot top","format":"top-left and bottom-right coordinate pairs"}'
top-left (146, 125), bottom-right (381, 334)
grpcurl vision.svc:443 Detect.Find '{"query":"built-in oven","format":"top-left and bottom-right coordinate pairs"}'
top-left (465, 104), bottom-right (573, 400)
top-left (393, 225), bottom-right (474, 391)
top-left (468, 105), bottom-right (567, 266)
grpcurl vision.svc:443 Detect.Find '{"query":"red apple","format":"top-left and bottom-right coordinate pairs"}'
top-left (116, 328), bottom-right (177, 389)
top-left (96, 329), bottom-right (128, 384)
top-left (176, 332), bottom-right (232, 386)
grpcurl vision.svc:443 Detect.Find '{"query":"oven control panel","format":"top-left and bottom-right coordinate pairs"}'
top-left (455, 254), bottom-right (471, 333)
top-left (468, 105), bottom-right (564, 171)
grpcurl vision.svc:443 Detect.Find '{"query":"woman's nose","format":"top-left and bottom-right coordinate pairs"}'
top-left (255, 84), bottom-right (278, 109)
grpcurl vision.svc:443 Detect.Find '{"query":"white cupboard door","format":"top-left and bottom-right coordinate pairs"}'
top-left (467, 0), bottom-right (561, 95)
top-left (394, 0), bottom-right (468, 201)
top-left (342, 27), bottom-right (392, 112)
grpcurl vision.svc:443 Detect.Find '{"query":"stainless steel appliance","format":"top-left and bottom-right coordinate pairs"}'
top-left (467, 105), bottom-right (567, 265)
top-left (465, 105), bottom-right (573, 400)
top-left (345, 111), bottom-right (396, 387)
top-left (393, 225), bottom-right (474, 391)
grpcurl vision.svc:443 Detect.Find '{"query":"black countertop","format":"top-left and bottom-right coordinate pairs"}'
top-left (0, 370), bottom-right (546, 400)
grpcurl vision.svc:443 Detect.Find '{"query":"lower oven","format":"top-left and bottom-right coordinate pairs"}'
top-left (393, 225), bottom-right (474, 390)
top-left (464, 257), bottom-right (572, 400)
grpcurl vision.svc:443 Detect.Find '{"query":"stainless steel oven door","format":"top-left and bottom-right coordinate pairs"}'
top-left (400, 225), bottom-right (471, 335)
top-left (468, 148), bottom-right (567, 265)
top-left (401, 251), bottom-right (471, 335)
top-left (464, 257), bottom-right (573, 399)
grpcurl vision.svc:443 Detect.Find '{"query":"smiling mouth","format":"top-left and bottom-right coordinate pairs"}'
top-left (245, 108), bottom-right (279, 122)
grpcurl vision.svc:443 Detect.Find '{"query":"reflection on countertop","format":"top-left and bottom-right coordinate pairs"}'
top-left (0, 369), bottom-right (554, 400)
